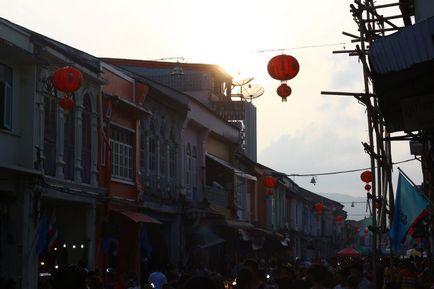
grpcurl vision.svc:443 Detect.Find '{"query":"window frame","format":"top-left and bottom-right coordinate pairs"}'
top-left (0, 64), bottom-right (13, 130)
top-left (110, 125), bottom-right (134, 182)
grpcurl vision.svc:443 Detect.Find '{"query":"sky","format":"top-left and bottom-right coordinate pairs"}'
top-left (2, 0), bottom-right (423, 220)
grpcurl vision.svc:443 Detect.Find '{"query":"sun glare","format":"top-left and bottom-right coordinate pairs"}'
top-left (203, 47), bottom-right (268, 83)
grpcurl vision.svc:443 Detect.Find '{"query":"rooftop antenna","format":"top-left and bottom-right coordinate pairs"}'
top-left (171, 61), bottom-right (184, 77)
top-left (151, 56), bottom-right (186, 77)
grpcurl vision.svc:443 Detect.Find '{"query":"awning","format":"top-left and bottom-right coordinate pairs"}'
top-left (194, 225), bottom-right (225, 249)
top-left (206, 153), bottom-right (257, 181)
top-left (121, 211), bottom-right (162, 224)
top-left (234, 169), bottom-right (257, 181)
top-left (199, 231), bottom-right (225, 249)
top-left (369, 16), bottom-right (434, 75)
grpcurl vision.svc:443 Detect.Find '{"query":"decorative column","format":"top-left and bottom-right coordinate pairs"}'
top-left (57, 105), bottom-right (65, 179)
top-left (74, 97), bottom-right (83, 183)
top-left (90, 109), bottom-right (98, 186)
top-left (198, 128), bottom-right (210, 201)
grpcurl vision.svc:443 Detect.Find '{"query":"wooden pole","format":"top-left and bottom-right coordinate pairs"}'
top-left (357, 1), bottom-right (377, 287)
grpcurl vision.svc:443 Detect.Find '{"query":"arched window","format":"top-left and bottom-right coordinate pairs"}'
top-left (43, 77), bottom-right (57, 176)
top-left (81, 95), bottom-right (92, 184)
top-left (63, 94), bottom-right (75, 180)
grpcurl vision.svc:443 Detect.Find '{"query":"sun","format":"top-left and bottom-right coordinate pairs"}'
top-left (202, 46), bottom-right (268, 84)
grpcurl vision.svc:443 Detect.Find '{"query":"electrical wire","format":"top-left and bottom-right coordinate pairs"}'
top-left (258, 42), bottom-right (348, 53)
top-left (286, 158), bottom-right (416, 177)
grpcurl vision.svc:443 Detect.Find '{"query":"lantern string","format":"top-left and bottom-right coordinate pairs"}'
top-left (285, 157), bottom-right (416, 177)
top-left (258, 42), bottom-right (348, 53)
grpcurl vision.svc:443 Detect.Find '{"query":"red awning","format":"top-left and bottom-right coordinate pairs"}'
top-left (336, 247), bottom-right (361, 257)
top-left (121, 211), bottom-right (162, 224)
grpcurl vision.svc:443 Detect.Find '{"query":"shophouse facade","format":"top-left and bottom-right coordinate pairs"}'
top-left (0, 17), bottom-right (350, 289)
top-left (0, 18), bottom-right (104, 289)
top-left (104, 59), bottom-right (260, 272)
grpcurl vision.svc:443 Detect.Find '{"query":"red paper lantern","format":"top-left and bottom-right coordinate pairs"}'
top-left (314, 202), bottom-right (324, 215)
top-left (335, 215), bottom-right (344, 223)
top-left (263, 176), bottom-right (277, 188)
top-left (59, 96), bottom-right (75, 111)
top-left (360, 170), bottom-right (372, 183)
top-left (52, 66), bottom-right (83, 94)
top-left (364, 184), bottom-right (371, 191)
top-left (276, 83), bottom-right (292, 102)
top-left (267, 54), bottom-right (300, 81)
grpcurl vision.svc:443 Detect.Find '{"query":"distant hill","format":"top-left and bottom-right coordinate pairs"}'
top-left (320, 193), bottom-right (370, 221)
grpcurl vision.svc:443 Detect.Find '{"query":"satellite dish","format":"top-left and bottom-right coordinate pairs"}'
top-left (232, 77), bottom-right (254, 87)
top-left (241, 84), bottom-right (264, 100)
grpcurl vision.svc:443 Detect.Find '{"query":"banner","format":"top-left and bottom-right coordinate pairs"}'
top-left (389, 172), bottom-right (429, 253)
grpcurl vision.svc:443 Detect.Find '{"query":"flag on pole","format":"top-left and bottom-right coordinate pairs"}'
top-left (389, 172), bottom-right (429, 253)
top-left (36, 210), bottom-right (48, 255)
top-left (47, 209), bottom-right (59, 250)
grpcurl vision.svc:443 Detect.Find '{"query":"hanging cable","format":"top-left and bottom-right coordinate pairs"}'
top-left (258, 42), bottom-right (348, 53)
top-left (285, 157), bottom-right (416, 177)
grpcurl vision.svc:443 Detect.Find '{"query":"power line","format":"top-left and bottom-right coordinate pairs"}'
top-left (286, 158), bottom-right (416, 177)
top-left (258, 42), bottom-right (348, 53)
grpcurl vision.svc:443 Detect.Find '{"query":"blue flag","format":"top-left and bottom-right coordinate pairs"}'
top-left (389, 172), bottom-right (429, 253)
top-left (36, 210), bottom-right (48, 255)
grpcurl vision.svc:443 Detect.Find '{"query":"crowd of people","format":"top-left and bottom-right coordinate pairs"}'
top-left (38, 255), bottom-right (434, 289)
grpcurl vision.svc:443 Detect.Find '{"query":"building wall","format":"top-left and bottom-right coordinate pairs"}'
top-left (206, 135), bottom-right (231, 161)
top-left (0, 62), bottom-right (36, 168)
top-left (243, 102), bottom-right (257, 161)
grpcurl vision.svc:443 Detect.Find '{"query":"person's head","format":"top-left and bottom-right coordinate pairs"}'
top-left (147, 272), bottom-right (167, 289)
top-left (291, 279), bottom-right (310, 289)
top-left (307, 264), bottom-right (331, 289)
top-left (349, 263), bottom-right (364, 281)
top-left (236, 267), bottom-right (254, 289)
top-left (347, 275), bottom-right (359, 289)
top-left (86, 274), bottom-right (103, 289)
top-left (335, 267), bottom-right (349, 285)
top-left (52, 264), bottom-right (87, 289)
top-left (243, 259), bottom-right (259, 274)
top-left (183, 276), bottom-right (217, 289)
top-left (208, 272), bottom-right (225, 289)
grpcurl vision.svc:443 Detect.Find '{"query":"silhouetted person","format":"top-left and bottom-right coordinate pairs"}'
top-left (52, 264), bottom-right (87, 289)
top-left (235, 267), bottom-right (255, 289)
top-left (307, 264), bottom-right (332, 289)
top-left (182, 275), bottom-right (218, 289)
top-left (243, 259), bottom-right (265, 289)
